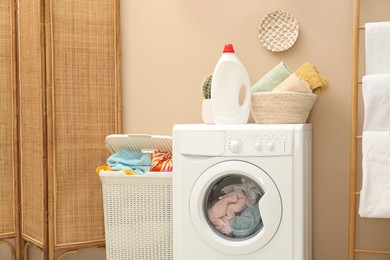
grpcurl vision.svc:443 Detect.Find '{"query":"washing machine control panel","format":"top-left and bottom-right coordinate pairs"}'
top-left (226, 131), bottom-right (293, 156)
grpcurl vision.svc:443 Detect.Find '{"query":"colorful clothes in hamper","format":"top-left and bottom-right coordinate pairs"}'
top-left (107, 150), bottom-right (151, 175)
top-left (149, 151), bottom-right (173, 172)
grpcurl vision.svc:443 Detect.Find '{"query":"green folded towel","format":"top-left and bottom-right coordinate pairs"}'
top-left (251, 62), bottom-right (293, 92)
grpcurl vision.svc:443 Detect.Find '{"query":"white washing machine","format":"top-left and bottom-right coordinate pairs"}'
top-left (172, 124), bottom-right (312, 260)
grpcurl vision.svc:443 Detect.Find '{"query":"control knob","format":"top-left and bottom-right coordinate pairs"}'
top-left (264, 142), bottom-right (274, 151)
top-left (229, 139), bottom-right (243, 153)
top-left (254, 142), bottom-right (262, 151)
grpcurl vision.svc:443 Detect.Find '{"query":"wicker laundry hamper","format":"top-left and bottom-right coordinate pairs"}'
top-left (251, 92), bottom-right (317, 124)
top-left (99, 134), bottom-right (172, 260)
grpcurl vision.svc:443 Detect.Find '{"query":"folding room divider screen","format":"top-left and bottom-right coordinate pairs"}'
top-left (1, 1), bottom-right (122, 259)
top-left (0, 1), bottom-right (19, 259)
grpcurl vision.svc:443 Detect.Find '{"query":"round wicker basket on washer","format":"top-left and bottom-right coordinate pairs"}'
top-left (251, 92), bottom-right (317, 124)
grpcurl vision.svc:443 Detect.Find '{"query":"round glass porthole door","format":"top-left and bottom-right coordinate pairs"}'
top-left (190, 161), bottom-right (282, 255)
top-left (205, 175), bottom-right (264, 239)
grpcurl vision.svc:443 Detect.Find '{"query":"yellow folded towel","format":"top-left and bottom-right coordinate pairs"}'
top-left (123, 169), bottom-right (138, 175)
top-left (95, 165), bottom-right (138, 175)
top-left (272, 73), bottom-right (312, 93)
top-left (96, 165), bottom-right (111, 174)
top-left (295, 63), bottom-right (329, 94)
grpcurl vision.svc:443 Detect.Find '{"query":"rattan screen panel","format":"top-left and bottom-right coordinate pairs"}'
top-left (0, 0), bottom-right (17, 238)
top-left (51, 0), bottom-right (118, 246)
top-left (18, 0), bottom-right (46, 246)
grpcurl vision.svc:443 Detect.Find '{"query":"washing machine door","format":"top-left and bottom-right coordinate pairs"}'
top-left (190, 160), bottom-right (282, 255)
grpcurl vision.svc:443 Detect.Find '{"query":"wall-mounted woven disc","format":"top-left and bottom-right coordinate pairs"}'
top-left (258, 10), bottom-right (299, 52)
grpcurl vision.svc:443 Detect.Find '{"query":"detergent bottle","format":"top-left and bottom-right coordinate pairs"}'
top-left (211, 44), bottom-right (251, 124)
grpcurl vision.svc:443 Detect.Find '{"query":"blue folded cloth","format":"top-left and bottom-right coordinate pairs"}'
top-left (230, 205), bottom-right (263, 238)
top-left (107, 150), bottom-right (151, 175)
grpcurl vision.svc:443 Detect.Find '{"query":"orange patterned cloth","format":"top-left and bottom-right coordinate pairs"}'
top-left (149, 151), bottom-right (173, 172)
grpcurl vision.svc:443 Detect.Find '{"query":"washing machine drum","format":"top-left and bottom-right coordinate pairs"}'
top-left (190, 160), bottom-right (282, 255)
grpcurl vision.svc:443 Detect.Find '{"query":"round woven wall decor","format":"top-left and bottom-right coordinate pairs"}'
top-left (258, 10), bottom-right (299, 52)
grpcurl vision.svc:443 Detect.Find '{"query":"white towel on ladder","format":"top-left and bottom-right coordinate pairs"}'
top-left (359, 131), bottom-right (390, 218)
top-left (360, 74), bottom-right (390, 218)
top-left (366, 22), bottom-right (390, 74)
top-left (362, 74), bottom-right (390, 131)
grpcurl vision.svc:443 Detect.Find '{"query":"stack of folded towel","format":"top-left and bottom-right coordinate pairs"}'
top-left (251, 61), bottom-right (329, 94)
top-left (359, 22), bottom-right (390, 218)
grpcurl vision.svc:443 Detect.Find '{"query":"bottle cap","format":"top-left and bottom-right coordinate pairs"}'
top-left (223, 44), bottom-right (235, 53)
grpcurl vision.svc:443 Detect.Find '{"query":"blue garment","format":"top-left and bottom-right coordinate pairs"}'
top-left (107, 150), bottom-right (151, 175)
top-left (230, 205), bottom-right (263, 238)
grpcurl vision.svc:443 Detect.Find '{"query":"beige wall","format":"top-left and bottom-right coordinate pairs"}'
top-left (123, 0), bottom-right (352, 259)
top-left (16, 0), bottom-right (390, 259)
top-left (121, 1), bottom-right (387, 260)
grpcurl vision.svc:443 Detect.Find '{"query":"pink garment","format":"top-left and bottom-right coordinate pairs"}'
top-left (221, 179), bottom-right (263, 206)
top-left (207, 193), bottom-right (248, 236)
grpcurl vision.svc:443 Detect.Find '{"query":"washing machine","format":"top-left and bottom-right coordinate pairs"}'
top-left (172, 124), bottom-right (312, 260)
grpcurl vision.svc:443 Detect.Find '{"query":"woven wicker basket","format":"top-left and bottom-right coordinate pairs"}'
top-left (99, 134), bottom-right (173, 260)
top-left (258, 10), bottom-right (299, 52)
top-left (251, 92), bottom-right (317, 124)
top-left (99, 171), bottom-right (172, 260)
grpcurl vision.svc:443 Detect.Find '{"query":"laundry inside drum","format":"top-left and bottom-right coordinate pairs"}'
top-left (205, 175), bottom-right (265, 239)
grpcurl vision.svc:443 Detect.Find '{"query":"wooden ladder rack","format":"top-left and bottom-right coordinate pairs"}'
top-left (348, 0), bottom-right (390, 259)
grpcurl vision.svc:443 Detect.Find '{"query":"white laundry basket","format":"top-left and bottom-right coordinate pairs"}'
top-left (99, 134), bottom-right (172, 260)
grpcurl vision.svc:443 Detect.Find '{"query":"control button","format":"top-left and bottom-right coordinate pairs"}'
top-left (229, 139), bottom-right (243, 153)
top-left (265, 142), bottom-right (274, 151)
top-left (254, 142), bottom-right (262, 151)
